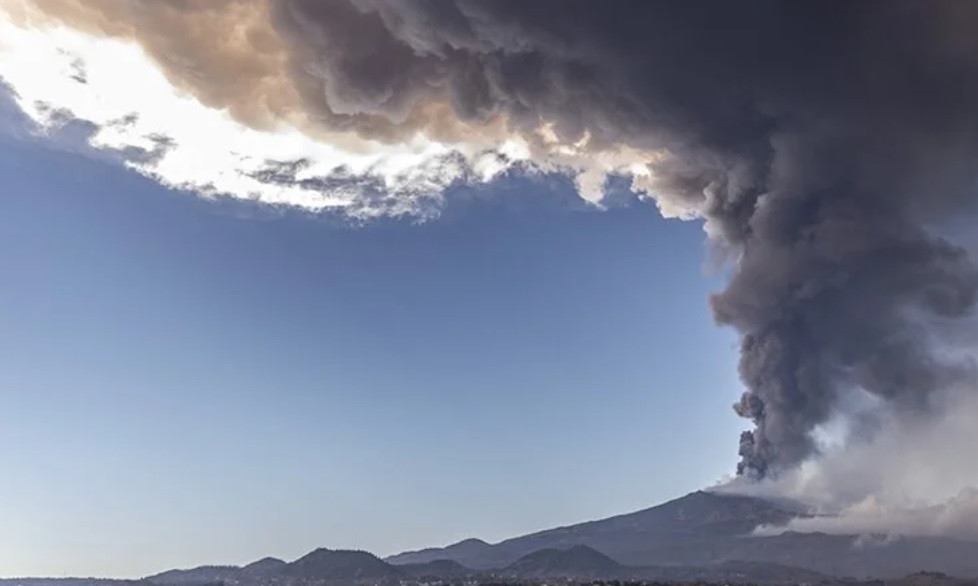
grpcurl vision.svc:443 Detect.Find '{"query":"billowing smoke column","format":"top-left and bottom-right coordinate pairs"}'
top-left (13, 0), bottom-right (978, 477)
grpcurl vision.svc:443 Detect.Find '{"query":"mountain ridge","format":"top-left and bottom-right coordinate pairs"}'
top-left (384, 490), bottom-right (978, 579)
top-left (100, 489), bottom-right (978, 584)
top-left (139, 544), bottom-right (836, 586)
top-left (286, 548), bottom-right (401, 580)
top-left (385, 489), bottom-right (804, 568)
top-left (500, 545), bottom-right (623, 579)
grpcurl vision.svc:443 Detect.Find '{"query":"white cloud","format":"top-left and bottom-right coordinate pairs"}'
top-left (0, 7), bottom-right (510, 218)
top-left (0, 2), bottom-right (679, 221)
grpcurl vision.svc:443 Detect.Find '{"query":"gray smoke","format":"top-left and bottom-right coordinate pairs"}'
top-left (21, 0), bottom-right (978, 477)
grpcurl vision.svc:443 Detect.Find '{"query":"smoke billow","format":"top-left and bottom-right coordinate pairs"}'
top-left (7, 0), bottom-right (978, 480)
top-left (728, 385), bottom-right (978, 539)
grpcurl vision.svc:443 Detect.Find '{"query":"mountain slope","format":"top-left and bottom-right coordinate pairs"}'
top-left (147, 566), bottom-right (241, 585)
top-left (387, 490), bottom-right (802, 569)
top-left (397, 559), bottom-right (475, 579)
top-left (241, 557), bottom-right (287, 578)
top-left (386, 538), bottom-right (491, 566)
top-left (287, 549), bottom-right (402, 581)
top-left (501, 545), bottom-right (623, 579)
top-left (146, 557), bottom-right (288, 586)
top-left (385, 490), bottom-right (978, 578)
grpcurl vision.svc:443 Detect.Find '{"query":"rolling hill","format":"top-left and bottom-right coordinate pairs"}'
top-left (286, 549), bottom-right (402, 581)
top-left (397, 559), bottom-right (475, 579)
top-left (499, 545), bottom-right (624, 579)
top-left (147, 550), bottom-right (404, 586)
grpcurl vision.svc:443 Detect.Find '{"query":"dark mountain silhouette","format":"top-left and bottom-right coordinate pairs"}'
top-left (146, 557), bottom-right (287, 585)
top-left (146, 566), bottom-right (240, 585)
top-left (491, 545), bottom-right (829, 584)
top-left (387, 538), bottom-right (492, 566)
top-left (136, 540), bottom-right (835, 585)
top-left (397, 559), bottom-right (475, 579)
top-left (241, 557), bottom-right (287, 577)
top-left (286, 548), bottom-right (402, 581)
top-left (146, 549), bottom-right (405, 586)
top-left (500, 545), bottom-right (623, 579)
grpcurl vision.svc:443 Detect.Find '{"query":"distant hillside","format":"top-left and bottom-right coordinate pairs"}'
top-left (397, 559), bottom-right (475, 579)
top-left (494, 545), bottom-right (829, 584)
top-left (241, 558), bottom-right (286, 576)
top-left (146, 558), bottom-right (286, 585)
top-left (386, 490), bottom-right (802, 569)
top-left (147, 550), bottom-right (403, 586)
top-left (286, 549), bottom-right (402, 581)
top-left (147, 566), bottom-right (240, 585)
top-left (384, 490), bottom-right (978, 579)
top-left (386, 538), bottom-right (492, 566)
top-left (500, 545), bottom-right (623, 579)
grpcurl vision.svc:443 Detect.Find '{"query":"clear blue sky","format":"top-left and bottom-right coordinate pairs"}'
top-left (0, 131), bottom-right (745, 577)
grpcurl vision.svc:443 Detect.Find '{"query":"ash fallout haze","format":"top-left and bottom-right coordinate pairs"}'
top-left (3, 0), bottom-right (978, 578)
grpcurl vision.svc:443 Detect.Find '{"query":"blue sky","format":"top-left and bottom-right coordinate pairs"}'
top-left (0, 133), bottom-right (745, 577)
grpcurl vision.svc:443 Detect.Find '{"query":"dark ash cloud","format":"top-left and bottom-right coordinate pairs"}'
top-left (20, 0), bottom-right (978, 478)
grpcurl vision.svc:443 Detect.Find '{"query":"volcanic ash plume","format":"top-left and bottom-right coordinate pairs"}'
top-left (731, 386), bottom-right (978, 539)
top-left (4, 0), bottom-right (978, 479)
